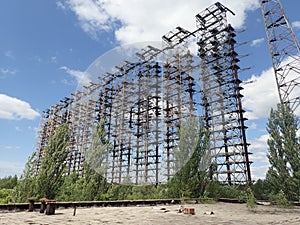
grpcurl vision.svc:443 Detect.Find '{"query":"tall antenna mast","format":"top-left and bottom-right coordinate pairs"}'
top-left (260, 0), bottom-right (300, 112)
top-left (197, 2), bottom-right (252, 184)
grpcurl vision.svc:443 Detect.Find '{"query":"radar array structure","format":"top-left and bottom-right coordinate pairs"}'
top-left (35, 2), bottom-right (252, 185)
top-left (260, 0), bottom-right (300, 114)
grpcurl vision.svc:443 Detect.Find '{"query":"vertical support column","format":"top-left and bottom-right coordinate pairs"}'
top-left (196, 2), bottom-right (252, 184)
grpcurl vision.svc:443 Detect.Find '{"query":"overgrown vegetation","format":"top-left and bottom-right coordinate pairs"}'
top-left (251, 104), bottom-right (300, 206)
top-left (265, 104), bottom-right (300, 203)
top-left (166, 117), bottom-right (211, 199)
top-left (0, 103), bottom-right (299, 206)
top-left (246, 187), bottom-right (257, 210)
top-left (36, 123), bottom-right (70, 199)
top-left (0, 176), bottom-right (17, 203)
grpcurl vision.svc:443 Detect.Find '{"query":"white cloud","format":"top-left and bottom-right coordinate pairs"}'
top-left (30, 56), bottom-right (43, 63)
top-left (242, 55), bottom-right (300, 119)
top-left (59, 0), bottom-right (259, 44)
top-left (242, 68), bottom-right (279, 120)
top-left (251, 151), bottom-right (268, 163)
top-left (62, 0), bottom-right (112, 39)
top-left (60, 66), bottom-right (92, 87)
top-left (56, 1), bottom-right (66, 10)
top-left (61, 78), bottom-right (76, 86)
top-left (0, 94), bottom-right (40, 120)
top-left (4, 50), bottom-right (14, 59)
top-left (0, 161), bottom-right (24, 178)
top-left (248, 134), bottom-right (270, 180)
top-left (51, 56), bottom-right (57, 63)
top-left (249, 134), bottom-right (269, 155)
top-left (292, 21), bottom-right (300, 29)
top-left (250, 37), bottom-right (264, 47)
top-left (0, 68), bottom-right (17, 77)
top-left (251, 165), bottom-right (269, 181)
top-left (0, 145), bottom-right (21, 151)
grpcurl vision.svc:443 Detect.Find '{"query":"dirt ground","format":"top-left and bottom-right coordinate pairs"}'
top-left (1, 202), bottom-right (300, 225)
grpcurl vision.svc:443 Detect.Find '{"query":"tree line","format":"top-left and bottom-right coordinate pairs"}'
top-left (0, 103), bottom-right (299, 206)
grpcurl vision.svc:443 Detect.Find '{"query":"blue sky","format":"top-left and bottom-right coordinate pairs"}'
top-left (0, 0), bottom-right (299, 180)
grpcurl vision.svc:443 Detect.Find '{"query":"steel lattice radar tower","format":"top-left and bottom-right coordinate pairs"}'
top-left (196, 3), bottom-right (252, 184)
top-left (34, 2), bottom-right (252, 185)
top-left (260, 0), bottom-right (300, 113)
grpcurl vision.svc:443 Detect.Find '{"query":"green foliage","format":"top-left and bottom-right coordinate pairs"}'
top-left (85, 120), bottom-right (110, 175)
top-left (203, 180), bottom-right (220, 200)
top-left (266, 104), bottom-right (300, 201)
top-left (166, 117), bottom-right (211, 199)
top-left (269, 190), bottom-right (291, 208)
top-left (57, 164), bottom-right (110, 202)
top-left (13, 153), bottom-right (38, 202)
top-left (105, 184), bottom-right (132, 200)
top-left (0, 189), bottom-right (13, 204)
top-left (13, 120), bottom-right (113, 203)
top-left (205, 181), bottom-right (244, 200)
top-left (0, 176), bottom-right (18, 190)
top-left (246, 187), bottom-right (257, 210)
top-left (198, 190), bottom-right (216, 204)
top-left (56, 119), bottom-right (112, 201)
top-left (22, 152), bottom-right (38, 179)
top-left (0, 175), bottom-right (18, 204)
top-left (82, 164), bottom-right (110, 201)
top-left (202, 183), bottom-right (257, 208)
top-left (12, 177), bottom-right (37, 203)
top-left (12, 113), bottom-right (280, 203)
top-left (251, 179), bottom-right (271, 200)
top-left (57, 119), bottom-right (111, 202)
top-left (0, 175), bottom-right (17, 203)
top-left (56, 173), bottom-right (80, 201)
top-left (36, 123), bottom-right (70, 199)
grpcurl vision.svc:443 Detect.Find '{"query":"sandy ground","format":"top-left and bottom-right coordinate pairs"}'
top-left (0, 202), bottom-right (300, 225)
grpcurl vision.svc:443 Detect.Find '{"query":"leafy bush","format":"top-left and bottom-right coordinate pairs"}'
top-left (206, 181), bottom-right (246, 202)
top-left (0, 189), bottom-right (13, 204)
top-left (269, 190), bottom-right (291, 208)
top-left (246, 187), bottom-right (257, 210)
top-left (251, 179), bottom-right (271, 200)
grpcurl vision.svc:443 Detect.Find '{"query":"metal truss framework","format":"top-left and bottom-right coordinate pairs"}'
top-left (260, 0), bottom-right (300, 113)
top-left (196, 3), bottom-right (251, 184)
top-left (35, 2), bottom-right (252, 185)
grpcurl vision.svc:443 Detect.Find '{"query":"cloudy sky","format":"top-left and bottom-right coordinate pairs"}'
top-left (0, 0), bottom-right (300, 180)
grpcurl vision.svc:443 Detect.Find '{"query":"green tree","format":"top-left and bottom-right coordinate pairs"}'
top-left (252, 179), bottom-right (271, 200)
top-left (56, 173), bottom-right (80, 201)
top-left (13, 153), bottom-right (38, 202)
top-left (0, 176), bottom-right (18, 203)
top-left (80, 120), bottom-right (110, 200)
top-left (35, 123), bottom-right (70, 199)
top-left (85, 120), bottom-right (110, 176)
top-left (57, 120), bottom-right (111, 202)
top-left (0, 189), bottom-right (13, 203)
top-left (80, 163), bottom-right (109, 201)
top-left (0, 175), bottom-right (18, 189)
top-left (167, 116), bottom-right (210, 199)
top-left (266, 103), bottom-right (300, 200)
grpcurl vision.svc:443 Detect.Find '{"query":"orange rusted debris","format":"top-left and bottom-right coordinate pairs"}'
top-left (184, 208), bottom-right (195, 215)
